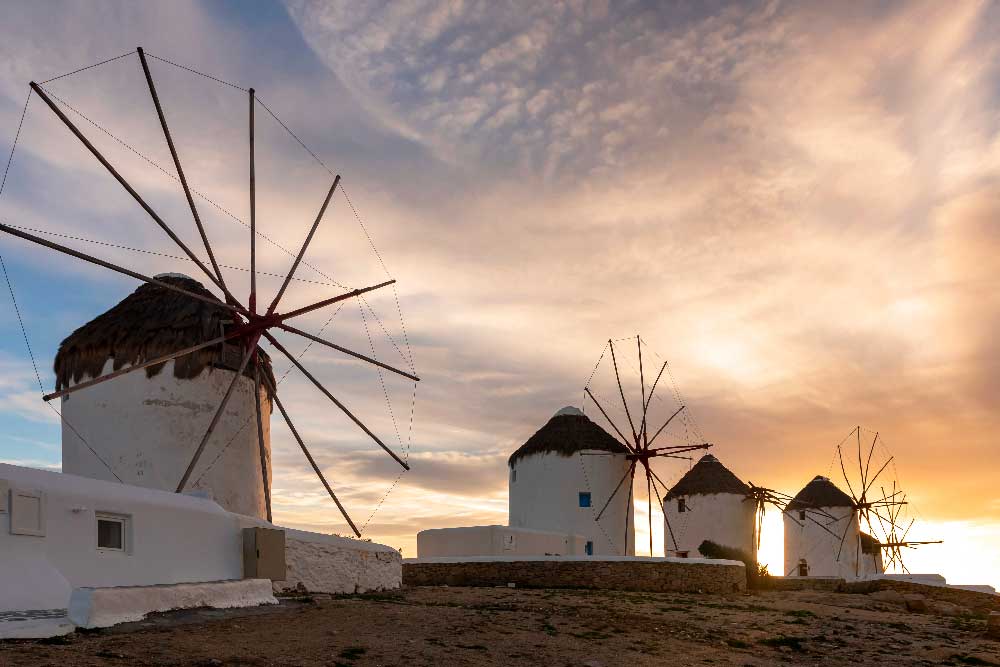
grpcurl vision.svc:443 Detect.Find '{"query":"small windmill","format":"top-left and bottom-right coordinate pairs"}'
top-left (582, 336), bottom-right (711, 556)
top-left (745, 483), bottom-right (845, 555)
top-left (0, 48), bottom-right (418, 536)
top-left (833, 426), bottom-right (941, 574)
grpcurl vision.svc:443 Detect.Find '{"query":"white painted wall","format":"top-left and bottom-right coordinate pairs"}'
top-left (784, 506), bottom-right (882, 579)
top-left (416, 525), bottom-right (587, 558)
top-left (509, 451), bottom-right (634, 556)
top-left (0, 464), bottom-right (402, 613)
top-left (61, 358), bottom-right (271, 519)
top-left (0, 463), bottom-right (243, 612)
top-left (663, 492), bottom-right (756, 558)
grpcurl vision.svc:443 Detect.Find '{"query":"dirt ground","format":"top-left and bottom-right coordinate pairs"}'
top-left (1, 586), bottom-right (998, 667)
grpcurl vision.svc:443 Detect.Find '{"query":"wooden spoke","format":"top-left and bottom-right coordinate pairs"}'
top-left (253, 354), bottom-right (272, 522)
top-left (595, 460), bottom-right (636, 521)
top-left (278, 322), bottom-right (419, 382)
top-left (249, 88), bottom-right (257, 313)
top-left (277, 279), bottom-right (396, 321)
top-left (266, 175), bottom-right (340, 316)
top-left (609, 340), bottom-right (638, 446)
top-left (624, 464), bottom-right (635, 556)
top-left (645, 404), bottom-right (686, 449)
top-left (862, 430), bottom-right (878, 497)
top-left (0, 223), bottom-right (241, 313)
top-left (264, 332), bottom-right (409, 471)
top-left (837, 445), bottom-right (858, 502)
top-left (863, 456), bottom-right (894, 498)
top-left (176, 340), bottom-right (257, 492)
top-left (262, 372), bottom-right (361, 537)
top-left (44, 332), bottom-right (236, 401)
top-left (29, 82), bottom-right (236, 306)
top-left (583, 387), bottom-right (636, 453)
top-left (136, 48), bottom-right (230, 299)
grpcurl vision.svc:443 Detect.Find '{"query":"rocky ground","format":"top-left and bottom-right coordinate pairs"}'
top-left (1, 586), bottom-right (998, 666)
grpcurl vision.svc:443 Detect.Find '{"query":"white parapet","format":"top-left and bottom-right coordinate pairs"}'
top-left (417, 525), bottom-right (587, 558)
top-left (68, 579), bottom-right (277, 629)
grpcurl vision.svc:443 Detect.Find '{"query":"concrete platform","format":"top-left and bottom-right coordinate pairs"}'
top-left (68, 579), bottom-right (277, 629)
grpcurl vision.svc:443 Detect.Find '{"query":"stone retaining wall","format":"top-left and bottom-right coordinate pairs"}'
top-left (403, 557), bottom-right (746, 594)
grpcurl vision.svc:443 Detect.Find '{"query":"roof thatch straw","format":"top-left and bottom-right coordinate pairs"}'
top-left (508, 412), bottom-right (627, 467)
top-left (786, 475), bottom-right (854, 511)
top-left (54, 275), bottom-right (274, 394)
top-left (664, 454), bottom-right (750, 500)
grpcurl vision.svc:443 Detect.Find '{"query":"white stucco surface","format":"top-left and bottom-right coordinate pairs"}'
top-left (784, 506), bottom-right (882, 579)
top-left (509, 451), bottom-right (634, 556)
top-left (68, 579), bottom-right (277, 628)
top-left (0, 463), bottom-right (245, 614)
top-left (237, 516), bottom-right (402, 594)
top-left (61, 358), bottom-right (271, 519)
top-left (417, 525), bottom-right (587, 558)
top-left (663, 492), bottom-right (755, 557)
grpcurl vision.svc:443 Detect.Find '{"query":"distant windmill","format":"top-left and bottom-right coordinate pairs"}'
top-left (0, 48), bottom-right (418, 536)
top-left (832, 426), bottom-right (941, 575)
top-left (581, 336), bottom-right (711, 556)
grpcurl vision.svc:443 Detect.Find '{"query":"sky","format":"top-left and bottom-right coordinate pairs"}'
top-left (0, 1), bottom-right (998, 588)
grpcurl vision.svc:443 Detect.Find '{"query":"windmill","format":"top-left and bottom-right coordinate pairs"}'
top-left (0, 48), bottom-right (418, 537)
top-left (581, 336), bottom-right (711, 556)
top-left (832, 426), bottom-right (941, 575)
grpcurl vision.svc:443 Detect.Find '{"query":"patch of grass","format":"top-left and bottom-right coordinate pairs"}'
top-left (759, 635), bottom-right (807, 652)
top-left (541, 620), bottom-right (558, 636)
top-left (725, 638), bottom-right (750, 649)
top-left (659, 605), bottom-right (692, 613)
top-left (784, 609), bottom-right (816, 618)
top-left (338, 646), bottom-right (367, 661)
top-left (570, 630), bottom-right (612, 641)
top-left (455, 644), bottom-right (488, 652)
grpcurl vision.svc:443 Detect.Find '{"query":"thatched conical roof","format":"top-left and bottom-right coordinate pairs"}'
top-left (786, 475), bottom-right (854, 511)
top-left (663, 454), bottom-right (750, 500)
top-left (53, 274), bottom-right (274, 393)
top-left (508, 407), bottom-right (628, 466)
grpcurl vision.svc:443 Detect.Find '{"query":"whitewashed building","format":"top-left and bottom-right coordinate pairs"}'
top-left (417, 407), bottom-right (635, 558)
top-left (56, 275), bottom-right (271, 519)
top-left (784, 475), bottom-right (883, 579)
top-left (508, 407), bottom-right (634, 556)
top-left (662, 454), bottom-right (755, 559)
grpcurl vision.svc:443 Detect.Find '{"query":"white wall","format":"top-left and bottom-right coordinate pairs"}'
top-left (61, 359), bottom-right (271, 519)
top-left (0, 464), bottom-right (404, 612)
top-left (416, 525), bottom-right (587, 558)
top-left (663, 492), bottom-right (756, 558)
top-left (509, 451), bottom-right (634, 556)
top-left (0, 463), bottom-right (243, 612)
top-left (784, 506), bottom-right (877, 579)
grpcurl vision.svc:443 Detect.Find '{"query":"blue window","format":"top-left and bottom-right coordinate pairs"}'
top-left (585, 541), bottom-right (594, 556)
top-left (578, 492), bottom-right (591, 508)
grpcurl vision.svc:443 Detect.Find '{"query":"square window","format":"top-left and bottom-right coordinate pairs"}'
top-left (97, 515), bottom-right (126, 552)
top-left (510, 469), bottom-right (516, 483)
top-left (799, 510), bottom-right (806, 521)
top-left (585, 540), bottom-right (594, 556)
top-left (678, 498), bottom-right (686, 513)
top-left (578, 492), bottom-right (591, 508)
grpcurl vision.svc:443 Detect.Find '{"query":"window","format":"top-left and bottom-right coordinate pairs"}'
top-left (676, 550), bottom-right (689, 558)
top-left (97, 514), bottom-right (126, 552)
top-left (585, 541), bottom-right (594, 556)
top-left (510, 468), bottom-right (516, 483)
top-left (799, 510), bottom-right (806, 521)
top-left (798, 559), bottom-right (809, 577)
top-left (578, 492), bottom-right (591, 508)
top-left (677, 497), bottom-right (686, 513)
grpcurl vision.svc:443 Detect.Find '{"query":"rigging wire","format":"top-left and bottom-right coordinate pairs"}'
top-left (0, 88), bottom-right (123, 482)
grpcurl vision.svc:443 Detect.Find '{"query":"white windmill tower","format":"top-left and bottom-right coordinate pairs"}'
top-left (662, 454), bottom-right (756, 559)
top-left (508, 407), bottom-right (635, 556)
top-left (55, 274), bottom-right (273, 520)
top-left (783, 475), bottom-right (877, 578)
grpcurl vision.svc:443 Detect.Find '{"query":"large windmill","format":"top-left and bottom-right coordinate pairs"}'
top-left (582, 336), bottom-right (711, 556)
top-left (0, 48), bottom-right (418, 537)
